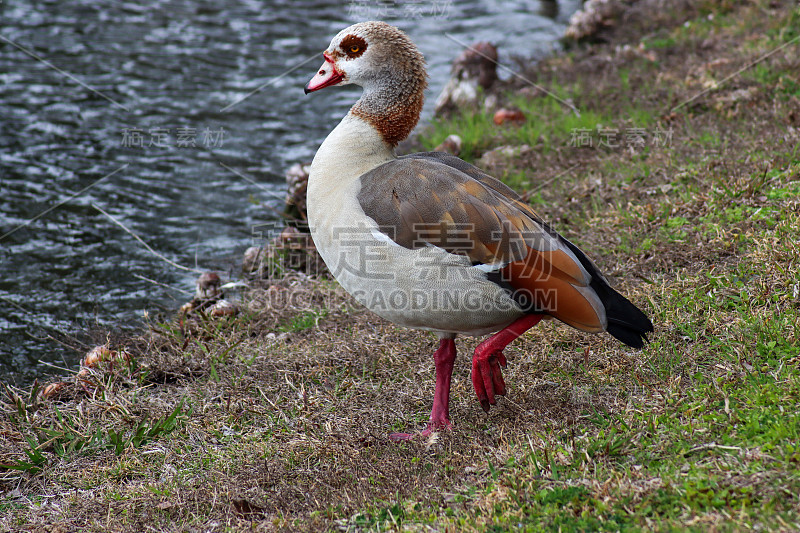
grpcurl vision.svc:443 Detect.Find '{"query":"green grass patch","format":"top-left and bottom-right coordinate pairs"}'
top-left (421, 86), bottom-right (659, 167)
top-left (2, 398), bottom-right (189, 474)
top-left (278, 308), bottom-right (328, 332)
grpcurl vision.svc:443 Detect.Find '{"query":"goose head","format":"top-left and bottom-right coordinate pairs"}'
top-left (305, 21), bottom-right (428, 146)
top-left (305, 21), bottom-right (426, 93)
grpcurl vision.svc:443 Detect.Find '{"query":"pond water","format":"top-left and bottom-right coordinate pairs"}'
top-left (0, 0), bottom-right (581, 384)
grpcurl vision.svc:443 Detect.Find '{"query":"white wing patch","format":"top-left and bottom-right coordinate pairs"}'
top-left (370, 227), bottom-right (403, 246)
top-left (471, 262), bottom-right (508, 273)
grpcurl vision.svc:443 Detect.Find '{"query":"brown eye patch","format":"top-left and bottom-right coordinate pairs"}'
top-left (340, 34), bottom-right (367, 59)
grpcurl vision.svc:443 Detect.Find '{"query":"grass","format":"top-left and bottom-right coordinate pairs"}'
top-left (2, 365), bottom-right (190, 476)
top-left (278, 308), bottom-right (329, 333)
top-left (2, 0), bottom-right (800, 531)
top-left (420, 86), bottom-right (624, 164)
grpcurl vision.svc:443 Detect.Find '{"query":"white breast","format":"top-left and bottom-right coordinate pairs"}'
top-left (307, 115), bottom-right (524, 336)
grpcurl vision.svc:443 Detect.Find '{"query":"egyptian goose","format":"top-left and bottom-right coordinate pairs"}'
top-left (304, 22), bottom-right (653, 440)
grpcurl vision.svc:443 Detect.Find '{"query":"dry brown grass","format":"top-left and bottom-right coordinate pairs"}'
top-left (0, 270), bottom-right (654, 530)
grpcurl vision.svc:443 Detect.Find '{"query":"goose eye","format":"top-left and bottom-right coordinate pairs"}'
top-left (340, 34), bottom-right (367, 57)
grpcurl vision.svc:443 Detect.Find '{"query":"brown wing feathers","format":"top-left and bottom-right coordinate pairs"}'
top-left (358, 154), bottom-right (653, 346)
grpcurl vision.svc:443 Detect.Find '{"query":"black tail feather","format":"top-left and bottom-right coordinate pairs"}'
top-left (597, 283), bottom-right (653, 349)
top-left (559, 237), bottom-right (654, 349)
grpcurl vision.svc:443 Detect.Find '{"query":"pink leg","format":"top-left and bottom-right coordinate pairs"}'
top-left (390, 338), bottom-right (457, 442)
top-left (472, 314), bottom-right (544, 412)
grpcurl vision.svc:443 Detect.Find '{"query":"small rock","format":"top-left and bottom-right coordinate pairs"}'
top-left (493, 108), bottom-right (526, 125)
top-left (40, 382), bottom-right (67, 400)
top-left (284, 162), bottom-right (311, 222)
top-left (273, 226), bottom-right (306, 250)
top-left (82, 345), bottom-right (113, 367)
top-left (482, 92), bottom-right (500, 113)
top-left (209, 299), bottom-right (239, 317)
top-left (435, 42), bottom-right (499, 116)
top-left (433, 134), bottom-right (462, 156)
top-left (477, 144), bottom-right (533, 173)
top-left (82, 345), bottom-right (131, 368)
top-left (180, 272), bottom-right (225, 315)
top-left (196, 272), bottom-right (221, 299)
top-left (564, 0), bottom-right (623, 42)
top-left (181, 272), bottom-right (225, 315)
top-left (242, 246), bottom-right (262, 274)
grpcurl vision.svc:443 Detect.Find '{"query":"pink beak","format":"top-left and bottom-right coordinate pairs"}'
top-left (304, 53), bottom-right (344, 94)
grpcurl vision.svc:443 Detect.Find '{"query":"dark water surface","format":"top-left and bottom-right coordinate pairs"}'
top-left (0, 0), bottom-right (580, 384)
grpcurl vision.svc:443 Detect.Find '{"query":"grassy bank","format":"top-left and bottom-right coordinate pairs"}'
top-left (2, 1), bottom-right (799, 530)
